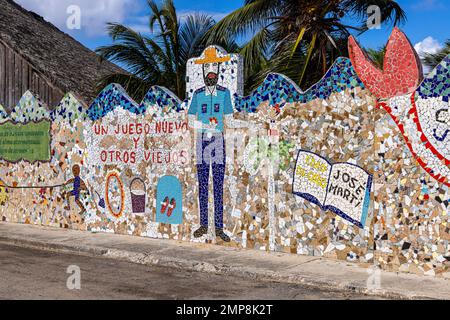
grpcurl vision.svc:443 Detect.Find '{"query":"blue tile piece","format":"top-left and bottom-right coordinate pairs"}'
top-left (0, 107), bottom-right (8, 121)
top-left (234, 57), bottom-right (365, 113)
top-left (140, 86), bottom-right (183, 113)
top-left (49, 93), bottom-right (87, 125)
top-left (87, 83), bottom-right (141, 121)
top-left (416, 54), bottom-right (450, 102)
top-left (87, 84), bottom-right (183, 121)
top-left (86, 57), bottom-right (365, 120)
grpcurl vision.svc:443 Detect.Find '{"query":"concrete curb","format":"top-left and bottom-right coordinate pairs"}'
top-left (0, 233), bottom-right (434, 300)
top-left (0, 223), bottom-right (448, 300)
top-left (0, 235), bottom-right (386, 298)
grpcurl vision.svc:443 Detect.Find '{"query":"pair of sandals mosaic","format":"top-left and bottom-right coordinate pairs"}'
top-left (160, 197), bottom-right (176, 217)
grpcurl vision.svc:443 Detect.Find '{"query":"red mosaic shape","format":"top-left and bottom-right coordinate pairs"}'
top-left (348, 27), bottom-right (423, 100)
top-left (378, 97), bottom-right (450, 187)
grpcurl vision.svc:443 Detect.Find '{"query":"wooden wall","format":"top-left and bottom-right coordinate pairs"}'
top-left (0, 40), bottom-right (64, 109)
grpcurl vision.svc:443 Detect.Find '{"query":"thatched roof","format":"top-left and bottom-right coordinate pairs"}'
top-left (0, 0), bottom-right (126, 105)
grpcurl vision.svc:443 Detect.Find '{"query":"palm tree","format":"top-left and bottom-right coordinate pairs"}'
top-left (96, 0), bottom-right (238, 101)
top-left (207, 0), bottom-right (405, 91)
top-left (423, 40), bottom-right (450, 71)
top-left (366, 46), bottom-right (386, 69)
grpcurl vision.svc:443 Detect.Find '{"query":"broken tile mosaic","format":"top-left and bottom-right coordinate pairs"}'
top-left (0, 35), bottom-right (449, 279)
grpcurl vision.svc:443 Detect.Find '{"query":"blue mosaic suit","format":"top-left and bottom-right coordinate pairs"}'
top-left (188, 85), bottom-right (234, 229)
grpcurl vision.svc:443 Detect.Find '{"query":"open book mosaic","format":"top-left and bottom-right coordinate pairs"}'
top-left (0, 30), bottom-right (449, 277)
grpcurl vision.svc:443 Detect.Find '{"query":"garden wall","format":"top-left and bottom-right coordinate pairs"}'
top-left (0, 29), bottom-right (449, 277)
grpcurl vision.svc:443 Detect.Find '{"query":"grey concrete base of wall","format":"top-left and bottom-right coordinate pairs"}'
top-left (0, 222), bottom-right (449, 300)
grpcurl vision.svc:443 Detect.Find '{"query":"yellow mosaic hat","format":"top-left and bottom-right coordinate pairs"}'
top-left (194, 47), bottom-right (231, 64)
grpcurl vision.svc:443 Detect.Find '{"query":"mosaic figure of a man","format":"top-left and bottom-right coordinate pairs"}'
top-left (187, 47), bottom-right (246, 242)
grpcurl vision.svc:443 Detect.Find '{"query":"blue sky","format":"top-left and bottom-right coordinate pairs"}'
top-left (14, 0), bottom-right (450, 58)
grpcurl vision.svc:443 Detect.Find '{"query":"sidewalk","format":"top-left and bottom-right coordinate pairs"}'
top-left (0, 222), bottom-right (449, 300)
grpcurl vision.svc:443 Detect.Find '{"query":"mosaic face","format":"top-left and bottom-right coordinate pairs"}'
top-left (203, 62), bottom-right (220, 87)
top-left (185, 46), bottom-right (243, 103)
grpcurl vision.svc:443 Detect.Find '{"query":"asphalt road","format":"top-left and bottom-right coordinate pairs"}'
top-left (0, 243), bottom-right (378, 300)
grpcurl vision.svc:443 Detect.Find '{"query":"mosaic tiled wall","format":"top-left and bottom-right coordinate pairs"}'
top-left (350, 28), bottom-right (450, 276)
top-left (0, 34), bottom-right (449, 278)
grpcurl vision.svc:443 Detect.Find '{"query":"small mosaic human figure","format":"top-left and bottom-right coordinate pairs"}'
top-left (63, 164), bottom-right (87, 216)
top-left (188, 47), bottom-right (248, 242)
top-left (0, 179), bottom-right (8, 206)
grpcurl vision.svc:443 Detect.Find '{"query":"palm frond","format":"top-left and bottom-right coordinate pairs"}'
top-left (179, 14), bottom-right (215, 61)
top-left (366, 46), bottom-right (387, 69)
top-left (423, 40), bottom-right (450, 70)
top-left (239, 27), bottom-right (270, 81)
top-left (206, 0), bottom-right (279, 43)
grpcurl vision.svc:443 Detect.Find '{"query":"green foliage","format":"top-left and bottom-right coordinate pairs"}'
top-left (247, 137), bottom-right (295, 172)
top-left (423, 40), bottom-right (450, 71)
top-left (96, 0), bottom-right (238, 101)
top-left (366, 46), bottom-right (386, 70)
top-left (207, 0), bottom-right (405, 92)
top-left (278, 140), bottom-right (295, 171)
top-left (97, 0), bottom-right (406, 99)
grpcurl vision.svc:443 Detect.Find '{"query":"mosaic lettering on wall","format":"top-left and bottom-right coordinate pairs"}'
top-left (293, 150), bottom-right (372, 228)
top-left (85, 82), bottom-right (191, 226)
top-left (0, 91), bottom-right (90, 226)
top-left (2, 31), bottom-right (450, 277)
top-left (350, 28), bottom-right (450, 276)
top-left (0, 120), bottom-right (51, 163)
top-left (0, 46), bottom-right (375, 261)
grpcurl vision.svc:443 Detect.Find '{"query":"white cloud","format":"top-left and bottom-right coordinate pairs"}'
top-left (14, 0), bottom-right (140, 37)
top-left (415, 36), bottom-right (443, 56)
top-left (414, 36), bottom-right (443, 73)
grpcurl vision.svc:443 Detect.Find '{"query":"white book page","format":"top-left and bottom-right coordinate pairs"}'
top-left (324, 163), bottom-right (370, 222)
top-left (293, 151), bottom-right (331, 206)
